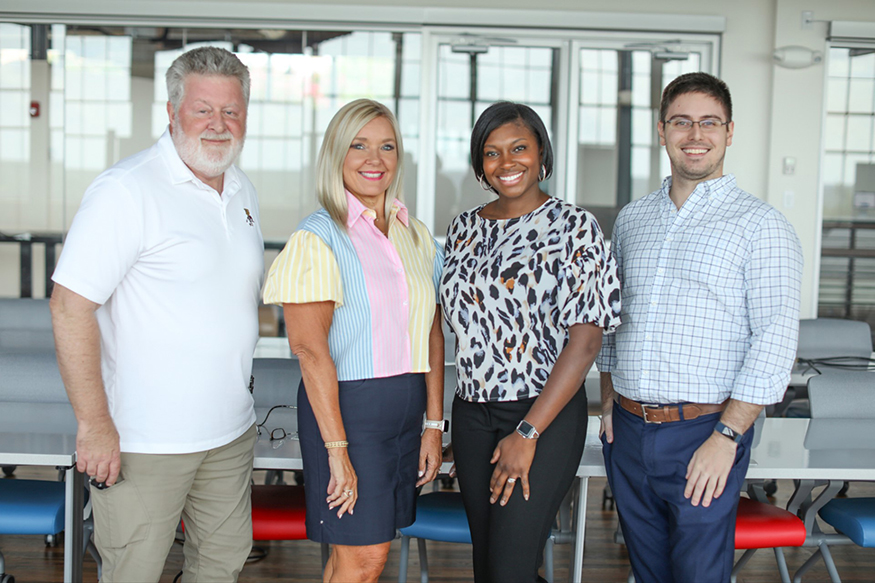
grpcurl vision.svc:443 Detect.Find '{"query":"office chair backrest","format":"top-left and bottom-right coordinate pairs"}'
top-left (251, 358), bottom-right (302, 407)
top-left (796, 318), bottom-right (873, 360)
top-left (0, 298), bottom-right (55, 351)
top-left (808, 370), bottom-right (875, 419)
top-left (0, 351), bottom-right (68, 403)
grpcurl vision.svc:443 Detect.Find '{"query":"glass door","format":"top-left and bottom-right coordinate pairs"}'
top-left (418, 32), bottom-right (567, 239)
top-left (566, 40), bottom-right (708, 238)
top-left (417, 30), bottom-right (716, 240)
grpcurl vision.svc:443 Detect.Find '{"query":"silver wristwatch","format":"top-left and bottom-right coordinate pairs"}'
top-left (424, 419), bottom-right (449, 433)
top-left (516, 419), bottom-right (540, 439)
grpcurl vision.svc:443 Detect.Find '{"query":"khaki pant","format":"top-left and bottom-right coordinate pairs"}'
top-left (91, 425), bottom-right (256, 582)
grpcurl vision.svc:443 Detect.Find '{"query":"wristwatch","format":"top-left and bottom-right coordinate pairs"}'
top-left (714, 421), bottom-right (743, 444)
top-left (516, 419), bottom-right (540, 440)
top-left (424, 419), bottom-right (449, 433)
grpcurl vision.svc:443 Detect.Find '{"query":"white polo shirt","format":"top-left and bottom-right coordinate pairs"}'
top-left (53, 129), bottom-right (263, 454)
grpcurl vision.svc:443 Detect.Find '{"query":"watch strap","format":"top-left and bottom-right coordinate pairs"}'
top-left (714, 421), bottom-right (743, 444)
top-left (424, 419), bottom-right (448, 433)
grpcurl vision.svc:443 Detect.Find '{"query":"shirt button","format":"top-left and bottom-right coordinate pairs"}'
top-left (657, 268), bottom-right (665, 275)
top-left (642, 370), bottom-right (649, 376)
top-left (650, 300), bottom-right (657, 306)
top-left (665, 237), bottom-right (673, 242)
top-left (397, 268), bottom-right (403, 274)
top-left (403, 301), bottom-right (408, 306)
top-left (645, 334), bottom-right (652, 340)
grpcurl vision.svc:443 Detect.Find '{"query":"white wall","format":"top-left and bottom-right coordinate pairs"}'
top-left (4, 0), bottom-right (875, 315)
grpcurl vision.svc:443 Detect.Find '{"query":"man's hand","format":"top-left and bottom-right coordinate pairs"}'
top-left (684, 432), bottom-right (737, 507)
top-left (417, 429), bottom-right (443, 486)
top-left (76, 416), bottom-right (121, 486)
top-left (600, 410), bottom-right (613, 443)
top-left (51, 284), bottom-right (121, 484)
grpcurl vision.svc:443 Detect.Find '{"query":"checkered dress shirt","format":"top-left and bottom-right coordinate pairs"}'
top-left (596, 174), bottom-right (803, 405)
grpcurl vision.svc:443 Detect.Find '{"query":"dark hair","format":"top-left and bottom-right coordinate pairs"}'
top-left (470, 102), bottom-right (554, 188)
top-left (659, 72), bottom-right (732, 123)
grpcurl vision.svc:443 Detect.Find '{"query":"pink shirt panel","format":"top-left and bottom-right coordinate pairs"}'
top-left (346, 191), bottom-right (412, 377)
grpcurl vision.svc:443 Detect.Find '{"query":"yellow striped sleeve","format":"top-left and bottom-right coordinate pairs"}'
top-left (392, 217), bottom-right (438, 372)
top-left (262, 230), bottom-right (343, 307)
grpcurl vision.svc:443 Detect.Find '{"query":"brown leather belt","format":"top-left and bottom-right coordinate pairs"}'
top-left (616, 395), bottom-right (727, 424)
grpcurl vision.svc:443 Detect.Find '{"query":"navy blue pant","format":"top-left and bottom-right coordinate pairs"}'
top-left (602, 403), bottom-right (754, 583)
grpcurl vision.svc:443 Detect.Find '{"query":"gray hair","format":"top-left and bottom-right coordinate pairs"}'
top-left (166, 47), bottom-right (250, 112)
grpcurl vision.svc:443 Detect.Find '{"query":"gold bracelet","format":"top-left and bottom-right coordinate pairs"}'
top-left (324, 440), bottom-right (349, 449)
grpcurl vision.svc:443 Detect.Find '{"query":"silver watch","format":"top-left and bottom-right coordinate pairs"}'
top-left (424, 419), bottom-right (448, 433)
top-left (516, 419), bottom-right (540, 439)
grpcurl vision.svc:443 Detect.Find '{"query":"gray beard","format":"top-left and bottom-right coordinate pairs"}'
top-left (171, 117), bottom-right (245, 179)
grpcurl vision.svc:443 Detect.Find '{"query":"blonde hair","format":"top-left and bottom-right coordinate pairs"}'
top-left (316, 99), bottom-right (406, 229)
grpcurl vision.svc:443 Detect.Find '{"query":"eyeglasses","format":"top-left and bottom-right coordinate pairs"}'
top-left (256, 405), bottom-right (298, 448)
top-left (663, 118), bottom-right (730, 132)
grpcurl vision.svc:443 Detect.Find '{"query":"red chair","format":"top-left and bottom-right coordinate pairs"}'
top-left (251, 484), bottom-right (308, 540)
top-left (732, 496), bottom-right (807, 583)
top-left (250, 484), bottom-right (329, 568)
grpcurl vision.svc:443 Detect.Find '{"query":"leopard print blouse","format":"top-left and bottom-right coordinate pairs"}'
top-left (440, 197), bottom-right (621, 403)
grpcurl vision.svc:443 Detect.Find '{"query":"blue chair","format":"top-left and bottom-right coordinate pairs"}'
top-left (397, 491), bottom-right (556, 583)
top-left (0, 479), bottom-right (97, 582)
top-left (818, 498), bottom-right (875, 548)
top-left (792, 370), bottom-right (875, 582)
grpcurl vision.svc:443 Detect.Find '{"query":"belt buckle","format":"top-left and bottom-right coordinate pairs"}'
top-left (641, 404), bottom-right (663, 424)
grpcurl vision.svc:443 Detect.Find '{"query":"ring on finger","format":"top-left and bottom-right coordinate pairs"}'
top-left (343, 489), bottom-right (354, 497)
top-left (506, 477), bottom-right (517, 484)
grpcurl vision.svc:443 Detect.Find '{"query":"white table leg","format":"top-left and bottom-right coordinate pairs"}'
top-left (64, 467), bottom-right (84, 583)
top-left (571, 476), bottom-right (589, 583)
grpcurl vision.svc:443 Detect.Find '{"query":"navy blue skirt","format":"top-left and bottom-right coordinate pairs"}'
top-left (297, 373), bottom-right (426, 545)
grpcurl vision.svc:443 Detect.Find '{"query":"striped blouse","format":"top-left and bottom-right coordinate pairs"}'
top-left (263, 191), bottom-right (443, 381)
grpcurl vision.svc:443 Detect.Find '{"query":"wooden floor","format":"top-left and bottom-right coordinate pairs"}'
top-left (2, 466), bottom-right (874, 582)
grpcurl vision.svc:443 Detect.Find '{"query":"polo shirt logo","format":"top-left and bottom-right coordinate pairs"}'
top-left (244, 208), bottom-right (255, 227)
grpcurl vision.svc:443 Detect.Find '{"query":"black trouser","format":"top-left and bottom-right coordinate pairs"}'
top-left (452, 388), bottom-right (588, 583)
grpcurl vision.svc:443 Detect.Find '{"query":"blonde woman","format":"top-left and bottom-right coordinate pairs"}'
top-left (263, 99), bottom-right (445, 583)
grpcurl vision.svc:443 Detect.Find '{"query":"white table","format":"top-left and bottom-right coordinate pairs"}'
top-left (0, 404), bottom-right (83, 583)
top-left (572, 416), bottom-right (875, 583)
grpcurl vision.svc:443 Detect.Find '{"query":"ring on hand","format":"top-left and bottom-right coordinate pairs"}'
top-left (343, 489), bottom-right (354, 497)
top-left (506, 477), bottom-right (517, 484)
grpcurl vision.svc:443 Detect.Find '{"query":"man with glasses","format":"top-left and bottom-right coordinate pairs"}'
top-left (596, 72), bottom-right (803, 581)
top-left (50, 47), bottom-right (263, 582)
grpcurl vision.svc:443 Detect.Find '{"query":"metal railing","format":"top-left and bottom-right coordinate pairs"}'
top-left (0, 233), bottom-right (63, 298)
top-left (819, 221), bottom-right (875, 343)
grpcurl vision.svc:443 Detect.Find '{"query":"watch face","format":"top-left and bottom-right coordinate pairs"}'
top-left (716, 422), bottom-right (741, 443)
top-left (517, 421), bottom-right (538, 438)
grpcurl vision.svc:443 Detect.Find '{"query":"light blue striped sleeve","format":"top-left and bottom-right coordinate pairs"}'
top-left (432, 238), bottom-right (445, 301)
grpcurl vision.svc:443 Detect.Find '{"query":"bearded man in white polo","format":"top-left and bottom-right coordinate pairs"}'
top-left (50, 47), bottom-right (263, 582)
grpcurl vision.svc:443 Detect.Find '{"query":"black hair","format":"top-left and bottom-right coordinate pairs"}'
top-left (659, 72), bottom-right (732, 123)
top-left (470, 101), bottom-right (554, 188)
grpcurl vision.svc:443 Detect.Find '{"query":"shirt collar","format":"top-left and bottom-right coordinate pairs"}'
top-left (659, 173), bottom-right (737, 209)
top-left (345, 190), bottom-right (409, 229)
top-left (158, 127), bottom-right (242, 198)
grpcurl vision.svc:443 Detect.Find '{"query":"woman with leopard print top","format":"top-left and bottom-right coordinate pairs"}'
top-left (440, 101), bottom-right (621, 582)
